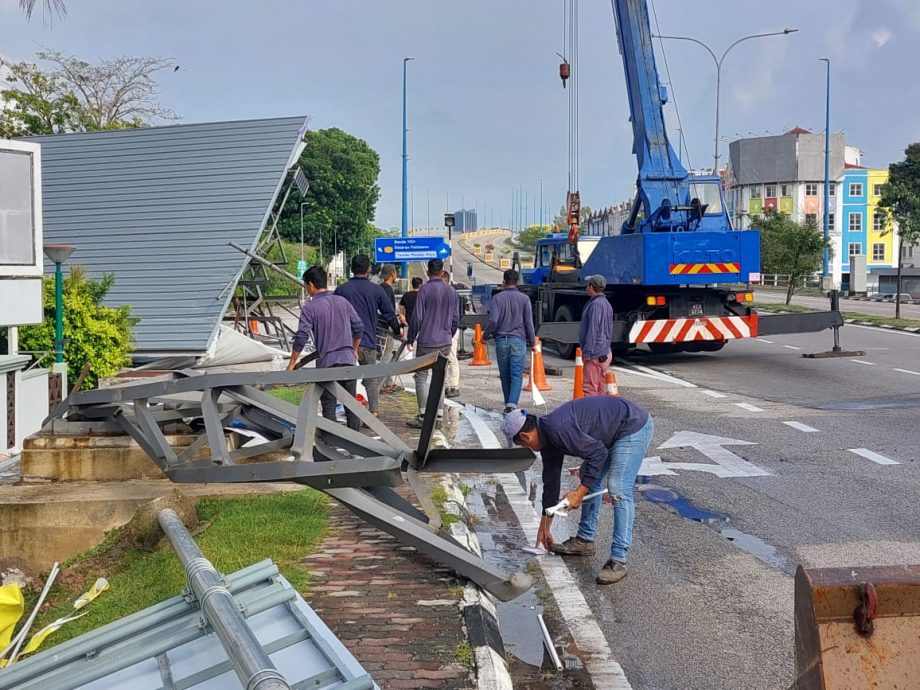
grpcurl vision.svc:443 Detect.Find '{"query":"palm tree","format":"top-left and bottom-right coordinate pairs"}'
top-left (19, 0), bottom-right (67, 20)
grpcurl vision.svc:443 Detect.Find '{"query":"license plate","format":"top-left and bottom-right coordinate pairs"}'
top-left (690, 303), bottom-right (704, 316)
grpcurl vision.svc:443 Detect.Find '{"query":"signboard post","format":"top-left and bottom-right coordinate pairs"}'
top-left (374, 237), bottom-right (451, 264)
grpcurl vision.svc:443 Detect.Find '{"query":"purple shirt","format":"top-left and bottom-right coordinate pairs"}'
top-left (407, 278), bottom-right (459, 348)
top-left (578, 294), bottom-right (613, 359)
top-left (537, 397), bottom-right (649, 510)
top-left (334, 276), bottom-right (400, 350)
top-left (483, 287), bottom-right (535, 347)
top-left (292, 291), bottom-right (363, 368)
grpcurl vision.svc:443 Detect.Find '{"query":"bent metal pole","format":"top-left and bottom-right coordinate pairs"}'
top-left (157, 509), bottom-right (290, 690)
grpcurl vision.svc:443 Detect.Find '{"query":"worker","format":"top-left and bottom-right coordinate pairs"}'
top-left (579, 275), bottom-right (614, 396)
top-left (377, 264), bottom-right (401, 394)
top-left (399, 276), bottom-right (424, 327)
top-left (406, 258), bottom-right (459, 428)
top-left (442, 271), bottom-right (461, 399)
top-left (483, 269), bottom-right (535, 413)
top-left (335, 255), bottom-right (401, 417)
top-left (287, 266), bottom-right (364, 430)
top-left (501, 396), bottom-right (653, 584)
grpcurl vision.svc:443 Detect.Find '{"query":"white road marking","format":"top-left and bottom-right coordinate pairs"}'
top-left (734, 403), bottom-right (764, 413)
top-left (618, 363), bottom-right (697, 388)
top-left (851, 359), bottom-right (876, 365)
top-left (850, 324), bottom-right (920, 338)
top-left (848, 448), bottom-right (900, 466)
top-left (782, 345), bottom-right (802, 351)
top-left (655, 431), bottom-right (769, 478)
top-left (783, 421), bottom-right (819, 433)
top-left (700, 390), bottom-right (727, 398)
top-left (893, 368), bottom-right (920, 377)
top-left (756, 338), bottom-right (774, 344)
top-left (458, 405), bottom-right (632, 689)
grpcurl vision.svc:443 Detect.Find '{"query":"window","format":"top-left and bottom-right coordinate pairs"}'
top-left (765, 184), bottom-right (777, 198)
top-left (805, 213), bottom-right (818, 226)
top-left (873, 183), bottom-right (883, 197)
top-left (873, 212), bottom-right (887, 232)
top-left (688, 181), bottom-right (723, 215)
top-left (781, 184), bottom-right (791, 197)
top-left (848, 212), bottom-right (863, 232)
top-left (848, 242), bottom-right (862, 256)
top-left (828, 212), bottom-right (835, 230)
top-left (849, 182), bottom-right (864, 197)
top-left (0, 150), bottom-right (36, 266)
top-left (872, 243), bottom-right (886, 261)
top-left (750, 186), bottom-right (762, 199)
top-left (828, 183), bottom-right (836, 197)
top-left (805, 183), bottom-right (819, 196)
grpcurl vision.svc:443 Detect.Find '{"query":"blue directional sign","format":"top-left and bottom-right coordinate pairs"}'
top-left (374, 237), bottom-right (451, 263)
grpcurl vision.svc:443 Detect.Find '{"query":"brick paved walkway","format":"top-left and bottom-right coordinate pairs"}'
top-left (304, 503), bottom-right (473, 690)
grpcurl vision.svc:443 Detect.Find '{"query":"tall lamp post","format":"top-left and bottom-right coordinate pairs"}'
top-left (401, 56), bottom-right (415, 279)
top-left (820, 57), bottom-right (832, 288)
top-left (42, 244), bottom-right (76, 364)
top-left (653, 28), bottom-right (798, 172)
top-left (444, 213), bottom-right (455, 278)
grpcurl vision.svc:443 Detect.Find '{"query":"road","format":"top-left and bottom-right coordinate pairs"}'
top-left (442, 320), bottom-right (920, 688)
top-left (755, 288), bottom-right (920, 320)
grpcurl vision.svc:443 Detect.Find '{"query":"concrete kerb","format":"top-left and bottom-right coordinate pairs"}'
top-left (437, 473), bottom-right (513, 690)
top-left (843, 318), bottom-right (920, 333)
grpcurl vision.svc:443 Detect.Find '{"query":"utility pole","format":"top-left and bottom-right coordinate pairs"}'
top-left (400, 56), bottom-right (415, 279)
top-left (820, 57), bottom-right (832, 288)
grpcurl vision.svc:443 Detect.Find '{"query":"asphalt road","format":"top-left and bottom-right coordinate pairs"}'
top-left (444, 321), bottom-right (920, 689)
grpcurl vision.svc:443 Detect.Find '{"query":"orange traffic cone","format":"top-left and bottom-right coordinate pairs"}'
top-left (605, 369), bottom-right (619, 396)
top-left (524, 337), bottom-right (552, 392)
top-left (470, 323), bottom-right (491, 366)
top-left (572, 348), bottom-right (585, 400)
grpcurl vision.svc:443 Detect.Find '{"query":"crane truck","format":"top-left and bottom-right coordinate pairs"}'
top-left (471, 0), bottom-right (841, 358)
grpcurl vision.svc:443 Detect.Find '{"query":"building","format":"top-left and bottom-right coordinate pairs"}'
top-left (583, 202), bottom-right (631, 236)
top-left (726, 128), bottom-right (898, 289)
top-left (453, 208), bottom-right (477, 233)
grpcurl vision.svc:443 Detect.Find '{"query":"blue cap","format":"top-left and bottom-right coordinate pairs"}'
top-left (500, 408), bottom-right (528, 446)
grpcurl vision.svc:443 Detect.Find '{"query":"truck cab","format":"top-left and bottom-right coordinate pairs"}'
top-left (523, 233), bottom-right (601, 285)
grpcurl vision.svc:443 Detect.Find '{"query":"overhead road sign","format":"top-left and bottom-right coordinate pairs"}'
top-left (375, 237), bottom-right (451, 263)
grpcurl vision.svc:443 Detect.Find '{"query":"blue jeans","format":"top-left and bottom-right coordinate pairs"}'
top-left (494, 336), bottom-right (526, 406)
top-left (576, 416), bottom-right (654, 563)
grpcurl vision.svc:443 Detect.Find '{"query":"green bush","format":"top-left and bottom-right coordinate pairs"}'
top-left (19, 266), bottom-right (136, 389)
top-left (260, 240), bottom-right (317, 295)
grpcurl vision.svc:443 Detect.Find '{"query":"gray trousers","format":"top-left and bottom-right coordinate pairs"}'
top-left (358, 346), bottom-right (380, 413)
top-left (414, 344), bottom-right (453, 418)
top-left (446, 331), bottom-right (460, 389)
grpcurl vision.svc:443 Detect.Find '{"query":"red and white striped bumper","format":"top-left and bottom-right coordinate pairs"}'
top-left (628, 314), bottom-right (758, 344)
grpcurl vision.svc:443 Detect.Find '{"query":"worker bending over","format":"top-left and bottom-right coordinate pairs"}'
top-left (502, 396), bottom-right (653, 584)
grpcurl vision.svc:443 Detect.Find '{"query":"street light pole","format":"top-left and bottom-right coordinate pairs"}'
top-left (401, 56), bottom-right (415, 279)
top-left (653, 28), bottom-right (798, 172)
top-left (820, 57), bottom-right (831, 286)
top-left (42, 244), bottom-right (76, 364)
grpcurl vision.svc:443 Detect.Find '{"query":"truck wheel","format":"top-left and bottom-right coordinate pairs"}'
top-left (549, 306), bottom-right (577, 359)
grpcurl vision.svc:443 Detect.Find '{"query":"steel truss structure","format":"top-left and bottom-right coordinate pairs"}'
top-left (47, 354), bottom-right (535, 601)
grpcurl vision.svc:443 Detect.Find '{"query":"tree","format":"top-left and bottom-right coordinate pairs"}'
top-left (552, 204), bottom-right (592, 229)
top-left (276, 128), bottom-right (381, 259)
top-left (517, 224), bottom-right (551, 250)
top-left (18, 267), bottom-right (136, 390)
top-left (0, 50), bottom-right (176, 137)
top-left (879, 143), bottom-right (920, 319)
top-left (19, 0), bottom-right (66, 21)
top-left (756, 210), bottom-right (830, 304)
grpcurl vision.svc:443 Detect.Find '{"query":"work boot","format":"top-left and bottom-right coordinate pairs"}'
top-left (503, 405), bottom-right (515, 414)
top-left (445, 388), bottom-right (460, 398)
top-left (551, 536), bottom-right (595, 556)
top-left (406, 416), bottom-right (424, 429)
top-left (596, 560), bottom-right (627, 585)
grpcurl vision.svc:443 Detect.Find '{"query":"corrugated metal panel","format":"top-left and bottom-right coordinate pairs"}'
top-left (23, 117), bottom-right (307, 355)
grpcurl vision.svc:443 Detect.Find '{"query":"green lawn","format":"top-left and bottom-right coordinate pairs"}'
top-left (27, 489), bottom-right (329, 649)
top-left (752, 302), bottom-right (920, 330)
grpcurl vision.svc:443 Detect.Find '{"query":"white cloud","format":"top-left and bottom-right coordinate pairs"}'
top-left (871, 27), bottom-right (892, 48)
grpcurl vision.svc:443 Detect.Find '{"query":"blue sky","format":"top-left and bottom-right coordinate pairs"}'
top-left (2, 0), bottom-right (919, 229)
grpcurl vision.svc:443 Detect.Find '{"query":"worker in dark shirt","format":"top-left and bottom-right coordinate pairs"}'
top-left (399, 276), bottom-right (423, 326)
top-left (502, 397), bottom-right (654, 584)
top-left (483, 269), bottom-right (535, 412)
top-left (406, 258), bottom-right (459, 428)
top-left (579, 275), bottom-right (614, 396)
top-left (377, 264), bottom-right (401, 394)
top-left (335, 255), bottom-right (401, 417)
top-left (287, 266), bottom-right (364, 430)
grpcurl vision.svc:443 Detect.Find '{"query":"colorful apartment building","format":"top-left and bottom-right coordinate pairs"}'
top-left (838, 166), bottom-right (895, 275)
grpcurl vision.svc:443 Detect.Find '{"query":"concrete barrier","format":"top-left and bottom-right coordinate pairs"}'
top-left (499, 258), bottom-right (511, 269)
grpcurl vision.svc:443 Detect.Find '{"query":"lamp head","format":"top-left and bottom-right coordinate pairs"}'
top-left (444, 213), bottom-right (455, 228)
top-left (43, 244), bottom-right (76, 264)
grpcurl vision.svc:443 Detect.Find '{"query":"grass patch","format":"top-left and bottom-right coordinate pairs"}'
top-left (453, 641), bottom-right (473, 666)
top-left (431, 485), bottom-right (449, 509)
top-left (752, 302), bottom-right (920, 330)
top-left (29, 489), bottom-right (329, 648)
top-left (268, 384), bottom-right (306, 406)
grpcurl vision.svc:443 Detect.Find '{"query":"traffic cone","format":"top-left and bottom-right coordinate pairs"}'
top-left (524, 337), bottom-right (552, 392)
top-left (470, 323), bottom-right (491, 366)
top-left (572, 348), bottom-right (584, 400)
top-left (605, 369), bottom-right (619, 396)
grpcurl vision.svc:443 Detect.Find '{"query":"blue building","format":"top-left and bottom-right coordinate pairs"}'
top-left (453, 208), bottom-right (477, 233)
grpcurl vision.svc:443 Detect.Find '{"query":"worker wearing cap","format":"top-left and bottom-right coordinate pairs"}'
top-left (483, 269), bottom-right (535, 413)
top-left (579, 275), bottom-right (614, 396)
top-left (501, 397), bottom-right (653, 584)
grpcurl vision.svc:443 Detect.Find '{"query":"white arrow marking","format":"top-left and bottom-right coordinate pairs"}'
top-left (656, 431), bottom-right (769, 478)
top-left (638, 456), bottom-right (677, 477)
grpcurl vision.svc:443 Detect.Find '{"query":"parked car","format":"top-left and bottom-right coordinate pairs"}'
top-left (878, 293), bottom-right (914, 302)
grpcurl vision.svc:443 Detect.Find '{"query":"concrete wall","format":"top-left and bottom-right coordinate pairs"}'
top-left (19, 368), bottom-right (49, 449)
